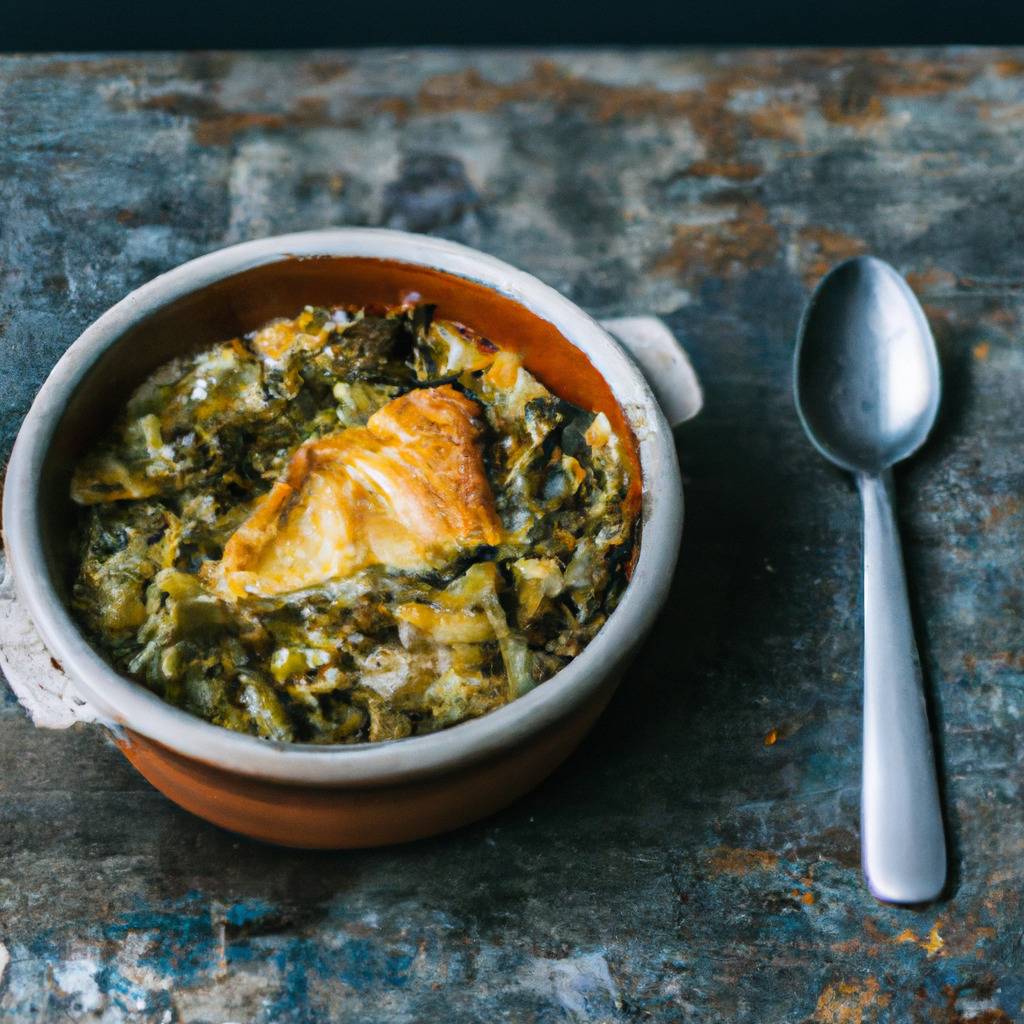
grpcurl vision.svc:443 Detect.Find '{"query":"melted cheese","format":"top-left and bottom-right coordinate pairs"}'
top-left (204, 386), bottom-right (503, 598)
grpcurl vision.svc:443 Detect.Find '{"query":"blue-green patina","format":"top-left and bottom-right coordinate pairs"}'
top-left (2, 47), bottom-right (1023, 1023)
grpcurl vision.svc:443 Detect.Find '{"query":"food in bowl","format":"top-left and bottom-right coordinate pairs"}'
top-left (69, 301), bottom-right (639, 744)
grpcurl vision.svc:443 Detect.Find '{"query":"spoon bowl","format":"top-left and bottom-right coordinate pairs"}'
top-left (795, 255), bottom-right (940, 475)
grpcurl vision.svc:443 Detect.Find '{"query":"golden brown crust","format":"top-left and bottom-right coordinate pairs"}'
top-left (204, 385), bottom-right (504, 598)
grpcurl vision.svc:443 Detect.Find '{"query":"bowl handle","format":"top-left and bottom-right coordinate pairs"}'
top-left (599, 316), bottom-right (703, 428)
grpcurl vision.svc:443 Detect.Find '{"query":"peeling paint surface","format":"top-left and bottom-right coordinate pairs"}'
top-left (2, 48), bottom-right (1024, 1022)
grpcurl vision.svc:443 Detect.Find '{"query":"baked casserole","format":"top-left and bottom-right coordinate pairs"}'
top-left (70, 303), bottom-right (639, 743)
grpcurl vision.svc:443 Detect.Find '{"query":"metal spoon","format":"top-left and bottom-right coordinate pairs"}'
top-left (794, 255), bottom-right (946, 904)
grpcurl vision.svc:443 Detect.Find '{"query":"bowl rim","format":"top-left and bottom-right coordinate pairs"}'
top-left (2, 228), bottom-right (683, 786)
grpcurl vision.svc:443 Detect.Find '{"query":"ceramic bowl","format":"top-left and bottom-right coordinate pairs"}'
top-left (2, 229), bottom-right (684, 848)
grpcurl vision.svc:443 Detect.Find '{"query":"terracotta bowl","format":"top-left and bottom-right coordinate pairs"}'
top-left (2, 230), bottom-right (684, 848)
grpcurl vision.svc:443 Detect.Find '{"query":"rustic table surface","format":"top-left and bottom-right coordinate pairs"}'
top-left (2, 47), bottom-right (1024, 1024)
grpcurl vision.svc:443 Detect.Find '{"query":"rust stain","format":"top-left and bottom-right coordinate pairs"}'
top-left (747, 101), bottom-right (807, 145)
top-left (993, 57), bottom-right (1024, 77)
top-left (829, 938), bottom-right (862, 955)
top-left (798, 826), bottom-right (859, 870)
top-left (398, 52), bottom-right (978, 139)
top-left (933, 907), bottom-right (1000, 960)
top-left (811, 976), bottom-right (891, 1023)
top-left (684, 160), bottom-right (763, 180)
top-left (972, 341), bottom-right (992, 361)
top-left (305, 58), bottom-right (353, 83)
top-left (796, 227), bottom-right (868, 289)
top-left (90, 50), bottom-right (982, 165)
top-left (938, 981), bottom-right (1015, 1024)
top-left (136, 91), bottom-right (290, 145)
top-left (373, 96), bottom-right (412, 119)
top-left (292, 95), bottom-right (330, 120)
top-left (25, 48), bottom-right (990, 178)
top-left (894, 924), bottom-right (945, 957)
top-left (193, 112), bottom-right (288, 146)
top-left (815, 53), bottom-right (977, 130)
top-left (821, 90), bottom-right (887, 127)
top-left (979, 101), bottom-right (1024, 125)
top-left (12, 56), bottom-right (181, 80)
top-left (857, 918), bottom-right (888, 956)
top-left (991, 650), bottom-right (1024, 670)
top-left (404, 61), bottom-right (743, 158)
top-left (982, 306), bottom-right (1020, 330)
top-left (763, 721), bottom-right (801, 746)
top-left (986, 868), bottom-right (1020, 887)
top-left (655, 202), bottom-right (778, 283)
top-left (139, 92), bottom-right (209, 114)
top-left (981, 497), bottom-right (1022, 531)
top-left (705, 846), bottom-right (779, 876)
top-left (855, 51), bottom-right (977, 98)
top-left (816, 61), bottom-right (894, 128)
top-left (958, 273), bottom-right (1024, 292)
top-left (921, 923), bottom-right (944, 956)
top-left (906, 266), bottom-right (959, 294)
top-left (923, 304), bottom-right (958, 338)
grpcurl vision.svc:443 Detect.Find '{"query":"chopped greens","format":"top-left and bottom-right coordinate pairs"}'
top-left (70, 303), bottom-right (638, 744)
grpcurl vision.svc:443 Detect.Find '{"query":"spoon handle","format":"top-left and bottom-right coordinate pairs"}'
top-left (858, 470), bottom-right (946, 904)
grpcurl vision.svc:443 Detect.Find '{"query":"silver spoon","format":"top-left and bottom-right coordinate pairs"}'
top-left (794, 255), bottom-right (946, 904)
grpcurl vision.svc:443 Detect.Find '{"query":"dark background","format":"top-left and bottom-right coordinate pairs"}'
top-left (3, 0), bottom-right (1024, 49)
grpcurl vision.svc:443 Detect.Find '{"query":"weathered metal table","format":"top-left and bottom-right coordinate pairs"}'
top-left (2, 48), bottom-right (1023, 1023)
